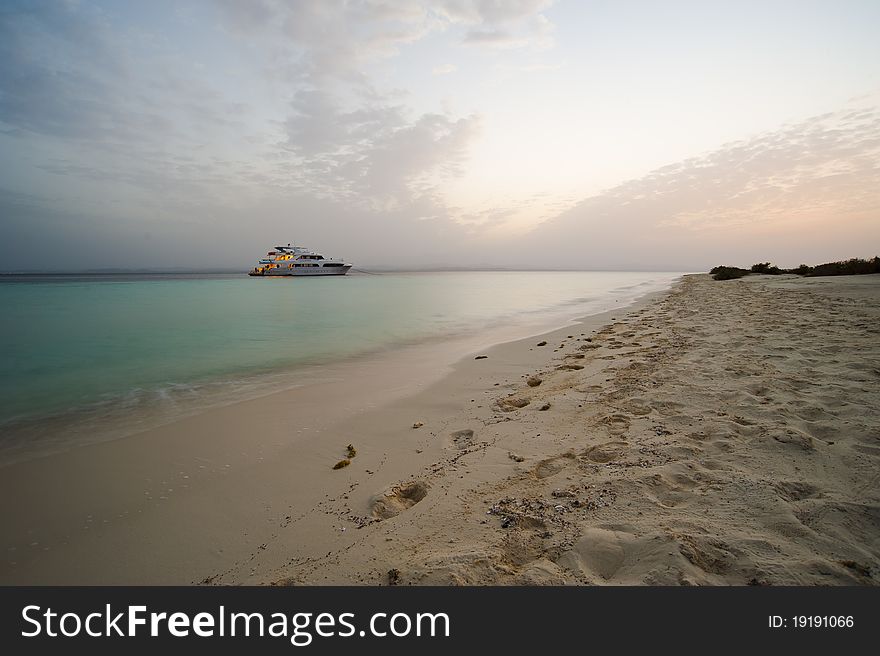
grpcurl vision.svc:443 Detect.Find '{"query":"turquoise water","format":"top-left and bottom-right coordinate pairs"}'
top-left (0, 271), bottom-right (680, 460)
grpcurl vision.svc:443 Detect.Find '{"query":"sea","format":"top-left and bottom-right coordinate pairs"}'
top-left (0, 270), bottom-right (682, 464)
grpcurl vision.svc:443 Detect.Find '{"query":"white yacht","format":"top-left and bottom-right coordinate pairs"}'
top-left (248, 244), bottom-right (352, 277)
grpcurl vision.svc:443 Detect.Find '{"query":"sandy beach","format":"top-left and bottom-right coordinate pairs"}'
top-left (2, 273), bottom-right (878, 585)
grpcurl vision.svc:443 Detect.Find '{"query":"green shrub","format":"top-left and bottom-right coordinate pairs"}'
top-left (711, 257), bottom-right (880, 279)
top-left (807, 257), bottom-right (880, 277)
top-left (750, 262), bottom-right (783, 275)
top-left (711, 266), bottom-right (750, 281)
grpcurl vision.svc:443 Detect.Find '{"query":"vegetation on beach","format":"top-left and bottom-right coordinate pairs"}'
top-left (749, 262), bottom-right (783, 275)
top-left (709, 266), bottom-right (750, 281)
top-left (807, 257), bottom-right (880, 276)
top-left (711, 257), bottom-right (880, 281)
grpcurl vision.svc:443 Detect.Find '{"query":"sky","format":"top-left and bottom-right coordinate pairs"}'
top-left (1, 0), bottom-right (879, 271)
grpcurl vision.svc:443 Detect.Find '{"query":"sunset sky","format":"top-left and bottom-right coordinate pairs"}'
top-left (1, 0), bottom-right (879, 270)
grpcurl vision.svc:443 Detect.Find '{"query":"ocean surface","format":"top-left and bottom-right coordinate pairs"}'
top-left (0, 271), bottom-right (681, 463)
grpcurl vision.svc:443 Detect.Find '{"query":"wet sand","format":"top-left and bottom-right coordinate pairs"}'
top-left (2, 274), bottom-right (878, 585)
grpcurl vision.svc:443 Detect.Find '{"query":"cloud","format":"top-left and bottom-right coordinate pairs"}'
top-left (433, 0), bottom-right (554, 27)
top-left (212, 2), bottom-right (521, 210)
top-left (0, 2), bottom-right (513, 271)
top-left (215, 1), bottom-right (433, 84)
top-left (0, 1), bottom-right (510, 226)
top-left (528, 104), bottom-right (880, 269)
top-left (214, 1), bottom-right (558, 83)
top-left (350, 112), bottom-right (483, 206)
top-left (4, 97), bottom-right (877, 272)
top-left (0, 1), bottom-right (128, 139)
top-left (0, 1), bottom-right (556, 190)
top-left (445, 3), bottom-right (554, 50)
top-left (276, 85), bottom-right (481, 210)
top-left (460, 15), bottom-right (553, 50)
top-left (0, 1), bottom-right (252, 150)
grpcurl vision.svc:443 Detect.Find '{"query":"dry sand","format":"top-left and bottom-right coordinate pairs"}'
top-left (260, 273), bottom-right (880, 585)
top-left (2, 273), bottom-right (878, 585)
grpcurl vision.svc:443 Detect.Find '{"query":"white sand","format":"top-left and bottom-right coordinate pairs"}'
top-left (2, 274), bottom-right (878, 585)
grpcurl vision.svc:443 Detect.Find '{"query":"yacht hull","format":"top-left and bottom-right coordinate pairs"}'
top-left (251, 266), bottom-right (352, 277)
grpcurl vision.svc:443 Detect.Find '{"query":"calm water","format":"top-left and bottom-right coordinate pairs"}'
top-left (0, 271), bottom-right (680, 462)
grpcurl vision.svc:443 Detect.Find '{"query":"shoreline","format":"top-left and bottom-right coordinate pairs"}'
top-left (0, 272), bottom-right (679, 468)
top-left (0, 280), bottom-right (672, 584)
top-left (2, 273), bottom-right (877, 586)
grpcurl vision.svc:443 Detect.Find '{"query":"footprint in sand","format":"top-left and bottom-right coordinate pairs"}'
top-left (770, 431), bottom-right (815, 451)
top-left (449, 429), bottom-right (475, 450)
top-left (371, 481), bottom-right (429, 519)
top-left (641, 472), bottom-right (694, 508)
top-left (620, 400), bottom-right (652, 416)
top-left (556, 527), bottom-right (628, 580)
top-left (532, 453), bottom-right (576, 479)
top-left (496, 397), bottom-right (531, 412)
top-left (600, 413), bottom-right (631, 436)
top-left (581, 441), bottom-right (628, 463)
